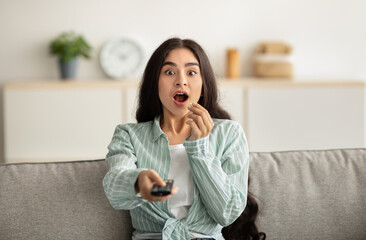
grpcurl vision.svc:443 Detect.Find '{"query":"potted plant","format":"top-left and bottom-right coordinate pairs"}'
top-left (49, 31), bottom-right (92, 79)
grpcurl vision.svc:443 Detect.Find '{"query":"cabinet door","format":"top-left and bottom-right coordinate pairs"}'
top-left (247, 87), bottom-right (364, 151)
top-left (4, 88), bottom-right (123, 162)
top-left (124, 87), bottom-right (139, 123)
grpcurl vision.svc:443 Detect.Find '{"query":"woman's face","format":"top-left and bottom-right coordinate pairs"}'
top-left (158, 47), bottom-right (203, 119)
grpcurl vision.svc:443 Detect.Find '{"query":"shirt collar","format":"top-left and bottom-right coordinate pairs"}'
top-left (152, 116), bottom-right (166, 142)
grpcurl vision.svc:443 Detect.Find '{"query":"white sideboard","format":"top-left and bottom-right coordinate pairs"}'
top-left (3, 79), bottom-right (365, 162)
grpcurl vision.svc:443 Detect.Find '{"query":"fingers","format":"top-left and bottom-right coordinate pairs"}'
top-left (187, 103), bottom-right (214, 140)
top-left (191, 103), bottom-right (214, 125)
top-left (186, 119), bottom-right (200, 140)
top-left (148, 169), bottom-right (166, 187)
top-left (188, 103), bottom-right (214, 125)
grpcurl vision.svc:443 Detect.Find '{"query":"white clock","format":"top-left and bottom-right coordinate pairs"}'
top-left (100, 38), bottom-right (144, 79)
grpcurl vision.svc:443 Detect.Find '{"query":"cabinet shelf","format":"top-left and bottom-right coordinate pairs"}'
top-left (3, 79), bottom-right (365, 162)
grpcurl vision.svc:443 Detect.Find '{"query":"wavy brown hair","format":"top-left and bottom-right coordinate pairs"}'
top-left (136, 38), bottom-right (265, 239)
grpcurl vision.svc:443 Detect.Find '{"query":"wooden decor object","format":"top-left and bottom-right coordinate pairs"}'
top-left (226, 48), bottom-right (240, 79)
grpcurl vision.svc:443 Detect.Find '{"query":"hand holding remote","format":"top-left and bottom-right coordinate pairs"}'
top-left (135, 169), bottom-right (177, 202)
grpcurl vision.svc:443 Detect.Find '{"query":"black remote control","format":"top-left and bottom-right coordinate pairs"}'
top-left (151, 179), bottom-right (174, 196)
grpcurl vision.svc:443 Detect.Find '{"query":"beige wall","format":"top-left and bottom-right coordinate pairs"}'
top-left (1, 0), bottom-right (366, 80)
top-left (1, 0), bottom-right (366, 161)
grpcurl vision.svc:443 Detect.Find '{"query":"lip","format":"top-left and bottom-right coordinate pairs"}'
top-left (172, 90), bottom-right (189, 106)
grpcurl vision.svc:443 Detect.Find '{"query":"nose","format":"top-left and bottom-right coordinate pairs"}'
top-left (175, 72), bottom-right (188, 86)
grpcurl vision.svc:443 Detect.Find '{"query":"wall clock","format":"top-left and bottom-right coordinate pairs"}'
top-left (100, 38), bottom-right (144, 79)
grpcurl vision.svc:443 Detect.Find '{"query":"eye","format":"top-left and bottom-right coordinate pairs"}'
top-left (165, 70), bottom-right (175, 75)
top-left (188, 70), bottom-right (197, 76)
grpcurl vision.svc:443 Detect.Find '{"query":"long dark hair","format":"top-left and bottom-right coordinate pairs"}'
top-left (222, 182), bottom-right (266, 240)
top-left (136, 37), bottom-right (230, 122)
top-left (136, 38), bottom-right (265, 240)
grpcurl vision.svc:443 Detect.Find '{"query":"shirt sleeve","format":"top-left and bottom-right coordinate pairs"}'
top-left (102, 125), bottom-right (148, 210)
top-left (183, 121), bottom-right (249, 226)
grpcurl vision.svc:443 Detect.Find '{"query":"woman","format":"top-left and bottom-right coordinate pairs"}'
top-left (103, 38), bottom-right (264, 240)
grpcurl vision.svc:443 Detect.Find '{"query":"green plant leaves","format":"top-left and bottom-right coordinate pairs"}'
top-left (49, 32), bottom-right (92, 62)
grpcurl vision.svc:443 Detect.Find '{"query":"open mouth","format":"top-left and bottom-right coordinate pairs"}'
top-left (173, 92), bottom-right (188, 103)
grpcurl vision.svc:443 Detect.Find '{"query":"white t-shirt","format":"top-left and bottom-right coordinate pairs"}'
top-left (167, 144), bottom-right (194, 220)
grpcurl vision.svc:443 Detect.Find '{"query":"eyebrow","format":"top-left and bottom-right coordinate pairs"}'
top-left (162, 61), bottom-right (200, 67)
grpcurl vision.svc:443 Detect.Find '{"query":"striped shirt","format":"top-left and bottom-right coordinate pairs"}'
top-left (103, 117), bottom-right (249, 240)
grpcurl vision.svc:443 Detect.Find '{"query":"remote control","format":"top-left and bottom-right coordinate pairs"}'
top-left (151, 179), bottom-right (174, 196)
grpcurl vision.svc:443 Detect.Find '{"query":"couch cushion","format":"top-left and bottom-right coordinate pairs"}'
top-left (0, 160), bottom-right (133, 240)
top-left (249, 148), bottom-right (366, 240)
top-left (1, 149), bottom-right (365, 240)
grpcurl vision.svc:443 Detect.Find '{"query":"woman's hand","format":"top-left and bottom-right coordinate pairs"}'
top-left (135, 169), bottom-right (178, 202)
top-left (187, 102), bottom-right (214, 140)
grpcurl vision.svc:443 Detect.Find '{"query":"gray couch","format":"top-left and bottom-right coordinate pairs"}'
top-left (1, 149), bottom-right (365, 240)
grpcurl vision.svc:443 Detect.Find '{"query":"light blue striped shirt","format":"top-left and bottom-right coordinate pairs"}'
top-left (103, 117), bottom-right (249, 240)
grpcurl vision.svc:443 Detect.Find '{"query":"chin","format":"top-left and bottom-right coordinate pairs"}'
top-left (176, 111), bottom-right (190, 118)
top-left (173, 109), bottom-right (190, 118)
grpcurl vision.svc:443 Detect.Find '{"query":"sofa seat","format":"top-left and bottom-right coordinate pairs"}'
top-left (0, 149), bottom-right (365, 240)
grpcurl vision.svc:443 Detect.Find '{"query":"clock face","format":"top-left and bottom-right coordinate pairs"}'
top-left (100, 38), bottom-right (144, 79)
